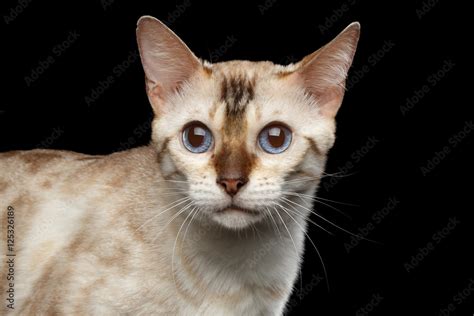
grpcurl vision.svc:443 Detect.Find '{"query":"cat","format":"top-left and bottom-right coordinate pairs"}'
top-left (0, 16), bottom-right (359, 315)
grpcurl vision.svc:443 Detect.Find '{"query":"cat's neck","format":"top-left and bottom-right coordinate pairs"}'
top-left (166, 207), bottom-right (306, 294)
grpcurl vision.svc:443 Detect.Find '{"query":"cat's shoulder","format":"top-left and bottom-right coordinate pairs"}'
top-left (0, 146), bottom-right (156, 177)
top-left (0, 146), bottom-right (154, 162)
top-left (0, 148), bottom-right (100, 166)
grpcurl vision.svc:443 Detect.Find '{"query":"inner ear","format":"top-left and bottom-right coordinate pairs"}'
top-left (293, 22), bottom-right (360, 118)
top-left (136, 16), bottom-right (203, 107)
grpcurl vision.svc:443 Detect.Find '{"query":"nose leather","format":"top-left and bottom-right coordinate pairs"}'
top-left (216, 177), bottom-right (248, 196)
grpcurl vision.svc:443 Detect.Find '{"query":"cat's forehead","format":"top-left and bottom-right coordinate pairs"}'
top-left (218, 69), bottom-right (256, 116)
top-left (203, 60), bottom-right (294, 113)
top-left (208, 60), bottom-right (292, 83)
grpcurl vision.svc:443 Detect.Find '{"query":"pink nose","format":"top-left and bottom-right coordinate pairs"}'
top-left (217, 177), bottom-right (248, 196)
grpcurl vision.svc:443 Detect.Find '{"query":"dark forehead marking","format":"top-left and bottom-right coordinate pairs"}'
top-left (220, 75), bottom-right (256, 116)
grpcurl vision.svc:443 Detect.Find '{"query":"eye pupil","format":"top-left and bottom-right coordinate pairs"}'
top-left (189, 127), bottom-right (205, 147)
top-left (258, 123), bottom-right (292, 154)
top-left (267, 127), bottom-right (285, 148)
top-left (183, 122), bottom-right (213, 153)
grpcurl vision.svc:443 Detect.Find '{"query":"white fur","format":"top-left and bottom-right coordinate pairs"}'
top-left (0, 17), bottom-right (359, 315)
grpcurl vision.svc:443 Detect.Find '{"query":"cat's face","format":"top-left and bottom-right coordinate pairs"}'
top-left (137, 17), bottom-right (359, 230)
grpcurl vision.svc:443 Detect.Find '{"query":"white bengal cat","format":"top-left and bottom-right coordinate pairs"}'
top-left (0, 16), bottom-right (360, 315)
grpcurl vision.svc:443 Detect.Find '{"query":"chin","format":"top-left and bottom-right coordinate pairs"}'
top-left (211, 206), bottom-right (265, 230)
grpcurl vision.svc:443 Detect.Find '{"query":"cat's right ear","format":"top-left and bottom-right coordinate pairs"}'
top-left (136, 16), bottom-right (202, 111)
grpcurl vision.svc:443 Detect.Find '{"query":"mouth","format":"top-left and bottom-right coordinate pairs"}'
top-left (211, 204), bottom-right (263, 229)
top-left (216, 204), bottom-right (259, 215)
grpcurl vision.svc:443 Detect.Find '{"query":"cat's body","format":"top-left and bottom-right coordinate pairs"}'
top-left (0, 147), bottom-right (301, 314)
top-left (0, 17), bottom-right (359, 315)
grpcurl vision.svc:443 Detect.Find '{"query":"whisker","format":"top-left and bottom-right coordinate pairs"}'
top-left (249, 222), bottom-right (258, 240)
top-left (156, 179), bottom-right (189, 183)
top-left (275, 203), bottom-right (330, 291)
top-left (157, 189), bottom-right (188, 193)
top-left (182, 207), bottom-right (200, 248)
top-left (171, 205), bottom-right (197, 294)
top-left (279, 199), bottom-right (334, 236)
top-left (272, 206), bottom-right (302, 295)
top-left (135, 197), bottom-right (191, 232)
top-left (322, 170), bottom-right (357, 178)
top-left (285, 191), bottom-right (358, 207)
top-left (283, 171), bottom-right (357, 186)
top-left (151, 201), bottom-right (195, 245)
top-left (162, 201), bottom-right (195, 230)
top-left (305, 197), bottom-right (352, 219)
top-left (272, 206), bottom-right (299, 257)
top-left (297, 194), bottom-right (312, 208)
top-left (157, 186), bottom-right (188, 191)
top-left (158, 192), bottom-right (188, 196)
top-left (264, 206), bottom-right (282, 241)
top-left (282, 191), bottom-right (352, 219)
top-left (281, 179), bottom-right (321, 188)
top-left (281, 197), bottom-right (376, 242)
top-left (283, 177), bottom-right (321, 184)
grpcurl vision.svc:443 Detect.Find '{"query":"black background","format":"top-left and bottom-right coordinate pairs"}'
top-left (0, 0), bottom-right (471, 315)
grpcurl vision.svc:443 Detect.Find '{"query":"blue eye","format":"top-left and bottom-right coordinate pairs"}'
top-left (182, 122), bottom-right (213, 153)
top-left (258, 123), bottom-right (292, 154)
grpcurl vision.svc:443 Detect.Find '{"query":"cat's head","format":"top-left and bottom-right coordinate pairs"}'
top-left (136, 16), bottom-right (359, 230)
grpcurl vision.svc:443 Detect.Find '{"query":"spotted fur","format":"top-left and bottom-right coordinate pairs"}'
top-left (0, 16), bottom-right (359, 315)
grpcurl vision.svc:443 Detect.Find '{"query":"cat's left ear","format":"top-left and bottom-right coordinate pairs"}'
top-left (293, 22), bottom-right (360, 118)
top-left (136, 16), bottom-right (202, 110)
